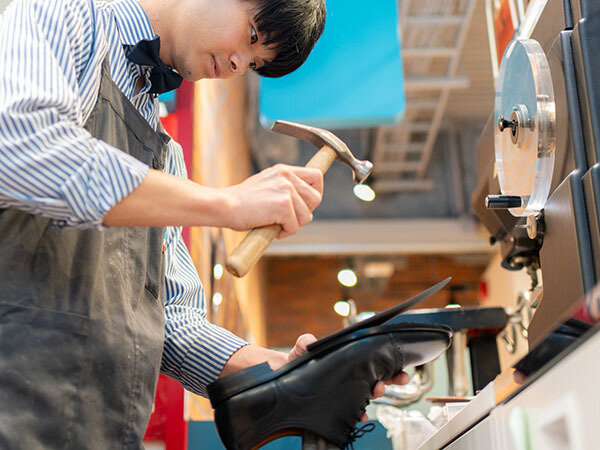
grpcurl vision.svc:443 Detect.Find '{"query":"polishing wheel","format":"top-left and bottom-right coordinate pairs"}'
top-left (494, 38), bottom-right (556, 217)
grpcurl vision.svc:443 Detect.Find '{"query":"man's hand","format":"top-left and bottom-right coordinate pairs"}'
top-left (103, 164), bottom-right (322, 235)
top-left (223, 164), bottom-right (323, 238)
top-left (287, 334), bottom-right (410, 422)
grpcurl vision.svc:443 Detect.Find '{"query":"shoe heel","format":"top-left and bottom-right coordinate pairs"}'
top-left (208, 362), bottom-right (274, 409)
top-left (213, 376), bottom-right (282, 450)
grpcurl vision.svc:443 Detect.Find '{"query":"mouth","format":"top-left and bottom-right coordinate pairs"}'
top-left (211, 54), bottom-right (220, 78)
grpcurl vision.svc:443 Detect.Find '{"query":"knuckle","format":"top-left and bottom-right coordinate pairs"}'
top-left (311, 168), bottom-right (324, 182)
top-left (274, 164), bottom-right (291, 176)
top-left (313, 192), bottom-right (323, 208)
top-left (300, 212), bottom-right (313, 226)
top-left (284, 181), bottom-right (295, 193)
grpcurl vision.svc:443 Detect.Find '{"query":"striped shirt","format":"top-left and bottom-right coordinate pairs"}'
top-left (0, 0), bottom-right (247, 397)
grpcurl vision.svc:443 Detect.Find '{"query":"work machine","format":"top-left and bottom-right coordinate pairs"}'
top-left (472, 0), bottom-right (600, 347)
top-left (418, 0), bottom-right (600, 448)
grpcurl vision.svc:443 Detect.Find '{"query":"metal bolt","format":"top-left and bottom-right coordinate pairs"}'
top-left (498, 117), bottom-right (516, 133)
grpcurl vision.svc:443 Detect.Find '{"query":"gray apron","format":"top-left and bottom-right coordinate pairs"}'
top-left (0, 58), bottom-right (169, 449)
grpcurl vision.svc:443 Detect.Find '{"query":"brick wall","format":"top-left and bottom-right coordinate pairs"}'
top-left (264, 254), bottom-right (488, 348)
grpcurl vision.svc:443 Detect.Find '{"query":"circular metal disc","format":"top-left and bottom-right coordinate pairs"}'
top-left (495, 39), bottom-right (556, 216)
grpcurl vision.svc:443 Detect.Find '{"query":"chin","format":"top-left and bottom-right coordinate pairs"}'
top-left (181, 69), bottom-right (201, 82)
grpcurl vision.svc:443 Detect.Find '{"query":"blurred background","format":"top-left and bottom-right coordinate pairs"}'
top-left (0, 0), bottom-right (538, 448)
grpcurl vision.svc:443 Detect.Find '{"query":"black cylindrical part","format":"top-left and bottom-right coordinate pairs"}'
top-left (485, 195), bottom-right (522, 209)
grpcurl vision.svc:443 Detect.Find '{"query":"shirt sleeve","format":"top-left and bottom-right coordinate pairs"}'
top-left (0, 0), bottom-right (149, 227)
top-left (160, 138), bottom-right (248, 397)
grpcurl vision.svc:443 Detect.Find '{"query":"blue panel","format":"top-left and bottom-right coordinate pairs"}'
top-left (259, 0), bottom-right (405, 129)
top-left (158, 90), bottom-right (177, 114)
top-left (158, 90), bottom-right (176, 103)
top-left (188, 421), bottom-right (224, 449)
top-left (188, 420), bottom-right (392, 450)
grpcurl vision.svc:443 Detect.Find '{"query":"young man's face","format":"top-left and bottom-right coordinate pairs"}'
top-left (167, 0), bottom-right (277, 81)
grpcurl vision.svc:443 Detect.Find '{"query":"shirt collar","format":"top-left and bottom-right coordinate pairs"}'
top-left (109, 0), bottom-right (156, 46)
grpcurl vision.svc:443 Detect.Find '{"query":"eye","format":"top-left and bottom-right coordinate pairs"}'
top-left (250, 26), bottom-right (258, 45)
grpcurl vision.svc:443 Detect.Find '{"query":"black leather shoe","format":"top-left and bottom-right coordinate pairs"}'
top-left (207, 280), bottom-right (453, 450)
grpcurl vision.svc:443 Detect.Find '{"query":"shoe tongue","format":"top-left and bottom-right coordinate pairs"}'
top-left (307, 277), bottom-right (451, 351)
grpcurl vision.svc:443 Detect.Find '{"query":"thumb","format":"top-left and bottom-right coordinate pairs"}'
top-left (287, 333), bottom-right (317, 362)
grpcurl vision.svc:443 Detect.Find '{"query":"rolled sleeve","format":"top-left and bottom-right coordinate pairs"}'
top-left (0, 0), bottom-right (149, 227)
top-left (57, 138), bottom-right (149, 227)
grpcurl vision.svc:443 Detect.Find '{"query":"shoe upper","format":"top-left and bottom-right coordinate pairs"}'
top-left (209, 323), bottom-right (451, 449)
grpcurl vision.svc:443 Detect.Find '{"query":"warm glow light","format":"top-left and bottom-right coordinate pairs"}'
top-left (212, 292), bottom-right (223, 306)
top-left (353, 184), bottom-right (376, 202)
top-left (334, 301), bottom-right (351, 317)
top-left (213, 263), bottom-right (224, 280)
top-left (337, 269), bottom-right (357, 287)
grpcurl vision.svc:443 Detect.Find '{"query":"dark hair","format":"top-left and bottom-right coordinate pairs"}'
top-left (247, 0), bottom-right (326, 78)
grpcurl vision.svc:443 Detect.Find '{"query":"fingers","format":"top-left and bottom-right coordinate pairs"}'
top-left (371, 381), bottom-right (386, 399)
top-left (224, 164), bottom-right (323, 235)
top-left (384, 371), bottom-right (410, 386)
top-left (275, 165), bottom-right (323, 213)
top-left (278, 189), bottom-right (311, 239)
top-left (290, 165), bottom-right (324, 198)
top-left (271, 165), bottom-right (322, 238)
top-left (370, 371), bottom-right (410, 400)
top-left (287, 333), bottom-right (317, 362)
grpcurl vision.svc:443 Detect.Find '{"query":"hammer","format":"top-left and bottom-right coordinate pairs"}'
top-left (226, 120), bottom-right (373, 278)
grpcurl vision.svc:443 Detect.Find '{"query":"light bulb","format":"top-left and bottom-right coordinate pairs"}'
top-left (213, 263), bottom-right (224, 280)
top-left (337, 269), bottom-right (357, 287)
top-left (334, 301), bottom-right (351, 317)
top-left (353, 184), bottom-right (376, 202)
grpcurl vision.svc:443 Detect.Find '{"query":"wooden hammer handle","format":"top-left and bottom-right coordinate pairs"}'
top-left (226, 145), bottom-right (337, 277)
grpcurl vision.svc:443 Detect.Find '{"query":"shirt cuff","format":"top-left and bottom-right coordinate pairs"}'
top-left (57, 139), bottom-right (149, 228)
top-left (163, 318), bottom-right (249, 397)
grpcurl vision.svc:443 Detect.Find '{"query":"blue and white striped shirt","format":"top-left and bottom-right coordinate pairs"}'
top-left (0, 0), bottom-right (247, 397)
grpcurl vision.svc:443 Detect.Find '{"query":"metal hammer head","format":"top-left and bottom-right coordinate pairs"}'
top-left (271, 120), bottom-right (373, 183)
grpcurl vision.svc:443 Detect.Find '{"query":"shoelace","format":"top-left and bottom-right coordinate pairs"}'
top-left (345, 422), bottom-right (376, 449)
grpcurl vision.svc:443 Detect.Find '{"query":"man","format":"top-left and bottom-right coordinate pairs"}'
top-left (0, 0), bottom-right (407, 448)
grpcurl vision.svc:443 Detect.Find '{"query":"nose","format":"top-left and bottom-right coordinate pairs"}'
top-left (229, 53), bottom-right (251, 75)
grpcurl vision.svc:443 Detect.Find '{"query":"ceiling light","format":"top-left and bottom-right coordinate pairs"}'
top-left (213, 263), bottom-right (224, 280)
top-left (353, 184), bottom-right (376, 202)
top-left (337, 269), bottom-right (357, 287)
top-left (334, 301), bottom-right (351, 317)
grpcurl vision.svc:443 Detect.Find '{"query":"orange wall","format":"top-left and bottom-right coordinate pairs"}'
top-left (189, 76), bottom-right (267, 347)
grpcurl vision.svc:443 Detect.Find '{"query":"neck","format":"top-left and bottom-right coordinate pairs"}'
top-left (138, 0), bottom-right (174, 67)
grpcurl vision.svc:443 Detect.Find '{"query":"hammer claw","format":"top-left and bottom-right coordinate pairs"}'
top-left (271, 120), bottom-right (373, 184)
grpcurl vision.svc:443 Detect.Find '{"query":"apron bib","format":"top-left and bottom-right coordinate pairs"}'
top-left (0, 58), bottom-right (169, 449)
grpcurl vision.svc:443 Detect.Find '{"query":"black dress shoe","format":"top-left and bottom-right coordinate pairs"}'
top-left (207, 280), bottom-right (453, 450)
